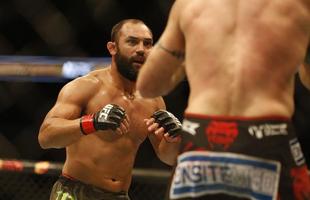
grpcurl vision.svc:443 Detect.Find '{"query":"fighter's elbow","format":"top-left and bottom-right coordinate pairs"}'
top-left (139, 89), bottom-right (157, 98)
top-left (38, 135), bottom-right (47, 149)
top-left (38, 125), bottom-right (54, 149)
top-left (156, 152), bottom-right (177, 166)
top-left (38, 132), bottom-right (50, 149)
top-left (159, 156), bottom-right (176, 166)
top-left (137, 84), bottom-right (154, 98)
top-left (137, 84), bottom-right (167, 98)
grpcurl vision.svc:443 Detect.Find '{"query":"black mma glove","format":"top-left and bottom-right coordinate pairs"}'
top-left (80, 104), bottom-right (126, 135)
top-left (152, 110), bottom-right (182, 138)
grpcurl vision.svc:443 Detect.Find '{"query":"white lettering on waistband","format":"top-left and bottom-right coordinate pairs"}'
top-left (170, 151), bottom-right (281, 200)
top-left (248, 123), bottom-right (288, 139)
top-left (182, 119), bottom-right (200, 136)
top-left (290, 138), bottom-right (305, 166)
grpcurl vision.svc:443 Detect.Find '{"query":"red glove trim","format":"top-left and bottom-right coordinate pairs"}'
top-left (80, 114), bottom-right (96, 135)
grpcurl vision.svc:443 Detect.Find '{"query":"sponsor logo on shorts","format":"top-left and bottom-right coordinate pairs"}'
top-left (55, 191), bottom-right (75, 200)
top-left (289, 138), bottom-right (305, 166)
top-left (290, 166), bottom-right (310, 199)
top-left (248, 123), bottom-right (288, 139)
top-left (182, 119), bottom-right (200, 136)
top-left (205, 121), bottom-right (239, 150)
top-left (170, 151), bottom-right (281, 200)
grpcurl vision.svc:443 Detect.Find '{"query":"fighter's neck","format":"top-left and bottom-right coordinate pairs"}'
top-left (109, 65), bottom-right (136, 95)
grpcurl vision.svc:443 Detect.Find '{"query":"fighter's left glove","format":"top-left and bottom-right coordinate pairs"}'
top-left (152, 110), bottom-right (182, 138)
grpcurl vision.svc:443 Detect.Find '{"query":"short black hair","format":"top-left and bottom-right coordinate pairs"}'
top-left (111, 19), bottom-right (152, 42)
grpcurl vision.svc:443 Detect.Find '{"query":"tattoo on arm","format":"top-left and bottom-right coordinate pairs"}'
top-left (157, 42), bottom-right (185, 61)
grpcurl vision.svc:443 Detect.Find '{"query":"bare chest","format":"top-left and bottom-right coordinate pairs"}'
top-left (85, 90), bottom-right (159, 142)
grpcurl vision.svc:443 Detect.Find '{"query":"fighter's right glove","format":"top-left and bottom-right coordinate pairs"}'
top-left (80, 104), bottom-right (126, 135)
top-left (152, 110), bottom-right (182, 138)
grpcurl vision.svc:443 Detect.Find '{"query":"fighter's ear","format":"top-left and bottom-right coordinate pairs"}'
top-left (107, 41), bottom-right (117, 55)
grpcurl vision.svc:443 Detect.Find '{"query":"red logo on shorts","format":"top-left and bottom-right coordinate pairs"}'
top-left (290, 165), bottom-right (310, 200)
top-left (205, 121), bottom-right (239, 150)
top-left (182, 142), bottom-right (193, 152)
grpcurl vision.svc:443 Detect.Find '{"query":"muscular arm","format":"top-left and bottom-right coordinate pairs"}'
top-left (38, 76), bottom-right (98, 149)
top-left (148, 98), bottom-right (181, 166)
top-left (300, 63), bottom-right (310, 90)
top-left (137, 0), bottom-right (186, 98)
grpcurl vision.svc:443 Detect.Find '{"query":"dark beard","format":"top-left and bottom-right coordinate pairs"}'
top-left (115, 52), bottom-right (138, 82)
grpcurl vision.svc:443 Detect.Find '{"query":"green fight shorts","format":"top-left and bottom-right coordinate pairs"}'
top-left (50, 175), bottom-right (130, 200)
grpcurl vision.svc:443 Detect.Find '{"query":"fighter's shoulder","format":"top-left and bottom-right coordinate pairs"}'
top-left (169, 0), bottom-right (195, 24)
top-left (67, 67), bottom-right (109, 88)
top-left (172, 0), bottom-right (189, 10)
top-left (174, 0), bottom-right (186, 5)
top-left (87, 67), bottom-right (110, 78)
top-left (59, 68), bottom-right (109, 98)
top-left (173, 0), bottom-right (202, 14)
top-left (65, 74), bottom-right (99, 91)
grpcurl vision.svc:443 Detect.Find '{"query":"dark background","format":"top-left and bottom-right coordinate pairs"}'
top-left (0, 0), bottom-right (173, 57)
top-left (0, 0), bottom-right (182, 170)
top-left (0, 0), bottom-right (309, 170)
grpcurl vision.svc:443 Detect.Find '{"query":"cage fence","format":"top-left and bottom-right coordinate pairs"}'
top-left (0, 159), bottom-right (171, 200)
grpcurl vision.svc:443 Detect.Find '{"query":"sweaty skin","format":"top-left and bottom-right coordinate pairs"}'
top-left (137, 0), bottom-right (310, 118)
top-left (38, 21), bottom-right (180, 193)
top-left (39, 68), bottom-right (164, 192)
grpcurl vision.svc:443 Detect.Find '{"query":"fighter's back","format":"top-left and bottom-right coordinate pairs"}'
top-left (179, 0), bottom-right (310, 117)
